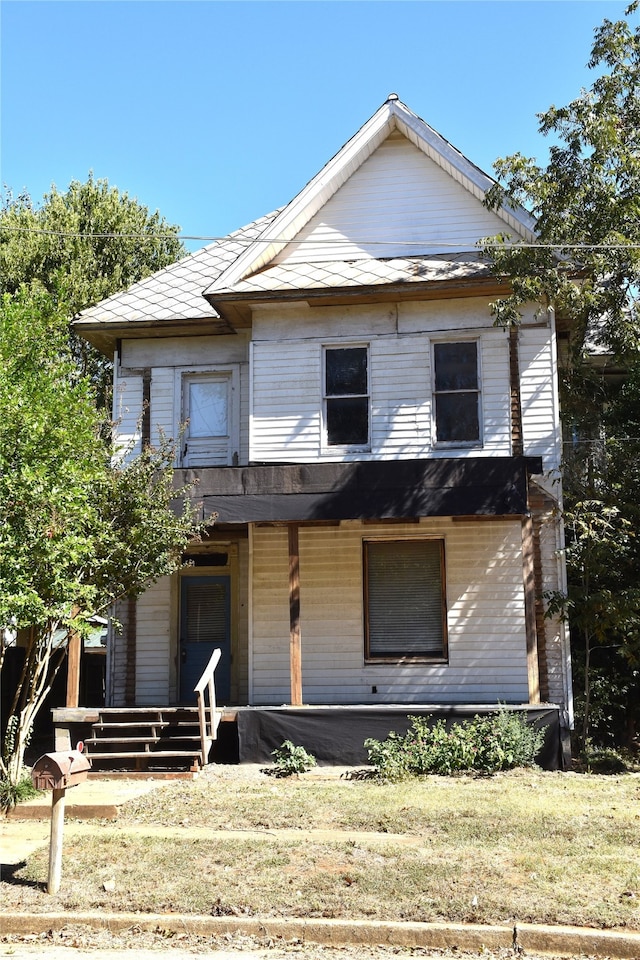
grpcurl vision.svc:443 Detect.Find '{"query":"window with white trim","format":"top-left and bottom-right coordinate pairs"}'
top-left (433, 341), bottom-right (481, 444)
top-left (364, 539), bottom-right (447, 660)
top-left (324, 346), bottom-right (369, 448)
top-left (182, 372), bottom-right (237, 466)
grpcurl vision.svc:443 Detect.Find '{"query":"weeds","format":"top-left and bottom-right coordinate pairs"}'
top-left (265, 740), bottom-right (317, 777)
top-left (365, 711), bottom-right (544, 780)
top-left (0, 769), bottom-right (40, 813)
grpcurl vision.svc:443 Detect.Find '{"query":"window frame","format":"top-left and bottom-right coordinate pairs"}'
top-left (431, 338), bottom-right (483, 448)
top-left (363, 537), bottom-right (448, 663)
top-left (322, 343), bottom-right (371, 453)
top-left (176, 365), bottom-right (240, 467)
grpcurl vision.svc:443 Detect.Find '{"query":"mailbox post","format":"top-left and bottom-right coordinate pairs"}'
top-left (31, 746), bottom-right (91, 894)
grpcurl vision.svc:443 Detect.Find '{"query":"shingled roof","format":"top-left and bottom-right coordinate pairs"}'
top-left (76, 208), bottom-right (281, 326)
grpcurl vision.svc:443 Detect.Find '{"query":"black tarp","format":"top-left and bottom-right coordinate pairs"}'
top-left (236, 704), bottom-right (561, 770)
top-left (175, 456), bottom-right (543, 524)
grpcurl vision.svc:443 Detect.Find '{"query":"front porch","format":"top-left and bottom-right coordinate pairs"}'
top-left (53, 701), bottom-right (563, 773)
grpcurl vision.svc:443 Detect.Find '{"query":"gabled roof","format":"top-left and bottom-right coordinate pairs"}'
top-left (76, 95), bottom-right (537, 354)
top-left (75, 210), bottom-right (280, 351)
top-left (203, 94), bottom-right (536, 301)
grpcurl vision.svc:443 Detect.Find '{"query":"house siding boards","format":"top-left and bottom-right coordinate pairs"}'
top-left (274, 134), bottom-right (513, 263)
top-left (250, 520), bottom-right (529, 706)
top-left (117, 335), bottom-right (251, 466)
top-left (519, 325), bottom-right (560, 467)
top-left (135, 576), bottom-right (172, 705)
top-left (251, 299), bottom-right (539, 465)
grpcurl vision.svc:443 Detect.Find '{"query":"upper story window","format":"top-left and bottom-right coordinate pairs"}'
top-left (433, 341), bottom-right (481, 445)
top-left (324, 346), bottom-right (370, 448)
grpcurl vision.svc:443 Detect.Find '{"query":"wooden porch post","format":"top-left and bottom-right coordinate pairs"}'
top-left (509, 326), bottom-right (524, 457)
top-left (65, 607), bottom-right (82, 708)
top-left (288, 523), bottom-right (303, 706)
top-left (522, 515), bottom-right (541, 704)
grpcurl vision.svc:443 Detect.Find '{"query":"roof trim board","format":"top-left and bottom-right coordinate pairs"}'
top-left (204, 96), bottom-right (537, 298)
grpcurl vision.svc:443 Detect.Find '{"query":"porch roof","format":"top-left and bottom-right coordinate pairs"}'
top-left (176, 456), bottom-right (541, 524)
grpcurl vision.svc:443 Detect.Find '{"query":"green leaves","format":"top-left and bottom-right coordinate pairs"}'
top-left (483, 6), bottom-right (640, 359)
top-left (0, 287), bottom-right (202, 781)
top-left (0, 175), bottom-right (185, 399)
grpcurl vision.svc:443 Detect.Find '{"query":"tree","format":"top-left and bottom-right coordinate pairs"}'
top-left (484, 3), bottom-right (640, 363)
top-left (482, 4), bottom-right (640, 751)
top-left (0, 287), bottom-right (202, 796)
top-left (0, 175), bottom-right (184, 397)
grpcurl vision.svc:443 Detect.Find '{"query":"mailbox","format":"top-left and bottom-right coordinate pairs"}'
top-left (31, 749), bottom-right (91, 791)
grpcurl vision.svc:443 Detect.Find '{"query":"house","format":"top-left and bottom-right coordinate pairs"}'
top-left (70, 95), bottom-right (573, 768)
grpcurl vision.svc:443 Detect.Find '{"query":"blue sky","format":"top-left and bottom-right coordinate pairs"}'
top-left (0, 0), bottom-right (632, 252)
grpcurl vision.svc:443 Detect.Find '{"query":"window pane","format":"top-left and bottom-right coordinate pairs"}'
top-left (326, 347), bottom-right (368, 396)
top-left (183, 580), bottom-right (228, 644)
top-left (189, 381), bottom-right (228, 437)
top-left (327, 397), bottom-right (369, 445)
top-left (434, 342), bottom-right (478, 391)
top-left (435, 393), bottom-right (479, 442)
top-left (367, 540), bottom-right (444, 657)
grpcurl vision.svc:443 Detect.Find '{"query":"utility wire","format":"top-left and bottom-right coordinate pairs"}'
top-left (0, 225), bottom-right (640, 250)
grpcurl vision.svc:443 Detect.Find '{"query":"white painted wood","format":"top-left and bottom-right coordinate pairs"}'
top-left (519, 326), bottom-right (560, 469)
top-left (122, 335), bottom-right (249, 368)
top-left (112, 369), bottom-right (142, 462)
top-left (250, 520), bottom-right (529, 705)
top-left (209, 100), bottom-right (535, 292)
top-left (274, 136), bottom-right (513, 263)
top-left (135, 576), bottom-right (172, 705)
top-left (250, 302), bottom-right (515, 463)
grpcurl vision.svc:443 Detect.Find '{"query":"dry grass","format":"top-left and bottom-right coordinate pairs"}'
top-left (3, 768), bottom-right (640, 931)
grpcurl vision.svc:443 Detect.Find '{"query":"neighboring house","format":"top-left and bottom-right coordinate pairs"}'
top-left (74, 95), bottom-right (573, 766)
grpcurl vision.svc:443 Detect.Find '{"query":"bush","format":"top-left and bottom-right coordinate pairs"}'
top-left (266, 740), bottom-right (317, 777)
top-left (365, 711), bottom-right (545, 780)
top-left (0, 769), bottom-right (40, 812)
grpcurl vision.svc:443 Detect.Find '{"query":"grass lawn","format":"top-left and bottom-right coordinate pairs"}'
top-left (3, 767), bottom-right (640, 931)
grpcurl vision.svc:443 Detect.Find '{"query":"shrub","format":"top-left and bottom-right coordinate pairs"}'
top-left (267, 740), bottom-right (317, 777)
top-left (0, 769), bottom-right (40, 812)
top-left (365, 710), bottom-right (545, 780)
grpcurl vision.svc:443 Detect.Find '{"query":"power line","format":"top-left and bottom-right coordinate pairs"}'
top-left (1, 224), bottom-right (640, 250)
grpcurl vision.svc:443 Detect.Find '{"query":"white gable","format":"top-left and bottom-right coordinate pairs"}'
top-left (273, 132), bottom-right (519, 264)
top-left (205, 96), bottom-right (536, 297)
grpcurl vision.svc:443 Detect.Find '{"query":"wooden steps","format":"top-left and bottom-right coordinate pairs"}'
top-left (84, 707), bottom-right (206, 774)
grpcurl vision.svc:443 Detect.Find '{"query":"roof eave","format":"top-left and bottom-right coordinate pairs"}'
top-left (76, 316), bottom-right (239, 357)
top-left (205, 273), bottom-right (513, 321)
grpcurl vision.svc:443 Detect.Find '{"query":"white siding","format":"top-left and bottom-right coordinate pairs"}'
top-left (118, 335), bottom-right (251, 465)
top-left (274, 134), bottom-right (514, 263)
top-left (112, 370), bottom-right (143, 461)
top-left (250, 520), bottom-right (529, 705)
top-left (150, 366), bottom-right (175, 445)
top-left (519, 326), bottom-right (560, 468)
top-left (251, 299), bottom-right (514, 463)
top-left (135, 576), bottom-right (172, 705)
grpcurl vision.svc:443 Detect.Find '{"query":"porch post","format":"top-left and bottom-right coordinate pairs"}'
top-left (65, 607), bottom-right (82, 708)
top-left (288, 523), bottom-right (303, 706)
top-left (521, 515), bottom-right (541, 704)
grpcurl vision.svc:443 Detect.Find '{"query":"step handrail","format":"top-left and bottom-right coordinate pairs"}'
top-left (194, 648), bottom-right (222, 765)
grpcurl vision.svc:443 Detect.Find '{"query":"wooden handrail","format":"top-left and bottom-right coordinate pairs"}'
top-left (194, 648), bottom-right (222, 766)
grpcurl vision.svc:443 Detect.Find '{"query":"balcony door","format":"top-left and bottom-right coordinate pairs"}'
top-left (181, 370), bottom-right (238, 467)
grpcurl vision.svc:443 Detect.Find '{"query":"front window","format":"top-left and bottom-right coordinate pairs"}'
top-left (324, 346), bottom-right (369, 447)
top-left (433, 341), bottom-right (481, 444)
top-left (364, 539), bottom-right (447, 660)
